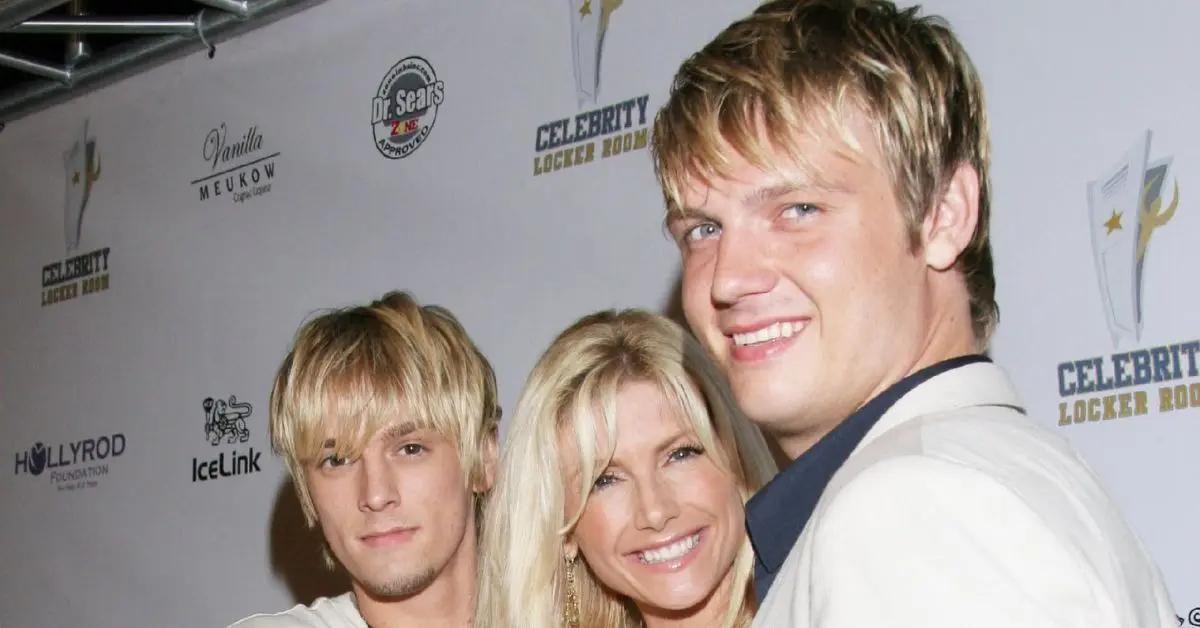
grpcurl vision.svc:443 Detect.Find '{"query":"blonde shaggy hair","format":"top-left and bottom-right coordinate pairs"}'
top-left (476, 310), bottom-right (776, 628)
top-left (652, 0), bottom-right (998, 343)
top-left (269, 291), bottom-right (500, 533)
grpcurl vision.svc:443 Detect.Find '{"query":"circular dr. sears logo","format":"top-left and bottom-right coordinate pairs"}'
top-left (371, 56), bottom-right (444, 160)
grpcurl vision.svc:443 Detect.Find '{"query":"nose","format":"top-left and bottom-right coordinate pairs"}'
top-left (709, 226), bottom-right (776, 307)
top-left (357, 453), bottom-right (399, 512)
top-left (633, 474), bottom-right (680, 532)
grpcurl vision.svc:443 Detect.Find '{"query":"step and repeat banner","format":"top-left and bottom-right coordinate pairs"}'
top-left (0, 1), bottom-right (1195, 626)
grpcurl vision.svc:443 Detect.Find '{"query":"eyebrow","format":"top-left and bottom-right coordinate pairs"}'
top-left (318, 421), bottom-right (420, 450)
top-left (665, 209), bottom-right (714, 231)
top-left (741, 182), bottom-right (804, 206)
top-left (609, 428), bottom-right (691, 467)
top-left (380, 421), bottom-right (420, 441)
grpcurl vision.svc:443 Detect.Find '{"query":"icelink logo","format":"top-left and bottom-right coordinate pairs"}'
top-left (533, 0), bottom-right (648, 176)
top-left (14, 433), bottom-right (127, 492)
top-left (42, 119), bottom-right (112, 307)
top-left (192, 395), bottom-right (262, 482)
top-left (1056, 130), bottom-right (1197, 427)
top-left (371, 56), bottom-right (444, 160)
top-left (190, 123), bottom-right (279, 203)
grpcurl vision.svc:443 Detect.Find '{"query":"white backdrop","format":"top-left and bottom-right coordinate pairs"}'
top-left (0, 1), bottom-right (1195, 626)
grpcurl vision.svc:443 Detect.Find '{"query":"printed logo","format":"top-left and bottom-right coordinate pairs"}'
top-left (1179, 607), bottom-right (1200, 626)
top-left (568, 0), bottom-right (623, 107)
top-left (1057, 130), bottom-right (1197, 427)
top-left (190, 123), bottom-right (279, 203)
top-left (533, 0), bottom-right (648, 176)
top-left (42, 119), bottom-right (111, 307)
top-left (64, 118), bottom-right (101, 252)
top-left (371, 56), bottom-right (444, 159)
top-left (14, 433), bottom-right (127, 492)
top-left (1087, 130), bottom-right (1179, 347)
top-left (192, 395), bottom-right (262, 482)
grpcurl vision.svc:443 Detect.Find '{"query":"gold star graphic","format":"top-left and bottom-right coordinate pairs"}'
top-left (72, 171), bottom-right (80, 185)
top-left (579, 0), bottom-right (592, 17)
top-left (1104, 209), bottom-right (1123, 235)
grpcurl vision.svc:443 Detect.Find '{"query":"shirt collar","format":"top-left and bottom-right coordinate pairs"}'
top-left (744, 354), bottom-right (991, 601)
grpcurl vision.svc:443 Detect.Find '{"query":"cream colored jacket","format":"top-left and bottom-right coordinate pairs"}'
top-left (753, 362), bottom-right (1176, 627)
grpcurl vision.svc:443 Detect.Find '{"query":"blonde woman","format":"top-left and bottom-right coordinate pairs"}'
top-left (478, 310), bottom-right (776, 628)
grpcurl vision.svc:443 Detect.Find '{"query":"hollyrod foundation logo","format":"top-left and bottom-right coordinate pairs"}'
top-left (190, 122), bottom-right (280, 204)
top-left (14, 433), bottom-right (127, 492)
top-left (192, 395), bottom-right (262, 482)
top-left (371, 56), bottom-right (444, 159)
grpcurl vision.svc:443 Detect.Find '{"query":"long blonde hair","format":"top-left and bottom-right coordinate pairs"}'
top-left (477, 310), bottom-right (775, 627)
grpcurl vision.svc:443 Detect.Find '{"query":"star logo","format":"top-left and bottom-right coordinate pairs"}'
top-left (579, 0), bottom-right (592, 17)
top-left (1104, 209), bottom-right (1123, 235)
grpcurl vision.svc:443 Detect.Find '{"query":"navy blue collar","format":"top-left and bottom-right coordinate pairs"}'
top-left (745, 354), bottom-right (990, 601)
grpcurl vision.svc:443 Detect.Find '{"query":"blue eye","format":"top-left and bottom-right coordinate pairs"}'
top-left (781, 203), bottom-right (819, 220)
top-left (668, 445), bottom-right (704, 463)
top-left (684, 222), bottom-right (721, 242)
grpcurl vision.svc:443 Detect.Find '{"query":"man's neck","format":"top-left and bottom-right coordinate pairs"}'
top-left (352, 534), bottom-right (478, 628)
top-left (777, 311), bottom-right (979, 461)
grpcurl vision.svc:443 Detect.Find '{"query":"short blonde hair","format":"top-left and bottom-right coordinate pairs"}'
top-left (269, 291), bottom-right (499, 527)
top-left (477, 310), bottom-right (776, 628)
top-left (652, 0), bottom-right (998, 342)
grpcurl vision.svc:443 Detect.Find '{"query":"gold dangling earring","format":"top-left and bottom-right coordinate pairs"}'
top-left (564, 555), bottom-right (581, 628)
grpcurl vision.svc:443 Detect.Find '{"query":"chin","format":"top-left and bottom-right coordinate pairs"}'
top-left (640, 581), bottom-right (720, 614)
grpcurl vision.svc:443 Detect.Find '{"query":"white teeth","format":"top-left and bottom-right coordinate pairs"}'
top-left (638, 533), bottom-right (700, 565)
top-left (732, 321), bottom-right (803, 347)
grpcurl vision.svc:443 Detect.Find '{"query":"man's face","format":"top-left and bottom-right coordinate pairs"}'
top-left (307, 420), bottom-right (476, 598)
top-left (668, 113), bottom-right (933, 454)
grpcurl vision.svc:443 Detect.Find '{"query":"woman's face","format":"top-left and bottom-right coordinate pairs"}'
top-left (561, 379), bottom-right (746, 619)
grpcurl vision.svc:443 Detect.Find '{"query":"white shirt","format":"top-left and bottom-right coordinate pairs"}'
top-left (752, 361), bottom-right (1177, 627)
top-left (228, 593), bottom-right (367, 628)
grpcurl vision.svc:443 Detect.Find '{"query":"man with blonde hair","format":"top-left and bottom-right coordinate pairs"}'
top-left (230, 291), bottom-right (499, 628)
top-left (653, 1), bottom-right (1176, 626)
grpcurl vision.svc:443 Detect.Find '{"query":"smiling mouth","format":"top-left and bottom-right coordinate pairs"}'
top-left (635, 530), bottom-right (702, 565)
top-left (730, 319), bottom-right (807, 347)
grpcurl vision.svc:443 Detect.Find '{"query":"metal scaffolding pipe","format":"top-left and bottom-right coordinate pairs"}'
top-left (0, 50), bottom-right (71, 83)
top-left (6, 17), bottom-right (199, 35)
top-left (0, 0), bottom-right (326, 122)
top-left (0, 0), bottom-right (69, 30)
top-left (194, 0), bottom-right (250, 17)
top-left (64, 0), bottom-right (91, 69)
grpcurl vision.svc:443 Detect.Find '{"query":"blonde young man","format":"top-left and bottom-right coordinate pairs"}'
top-left (230, 292), bottom-right (499, 628)
top-left (653, 1), bottom-right (1177, 626)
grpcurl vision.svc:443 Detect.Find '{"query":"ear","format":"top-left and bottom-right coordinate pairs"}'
top-left (921, 162), bottom-right (980, 271)
top-left (474, 424), bottom-right (500, 493)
